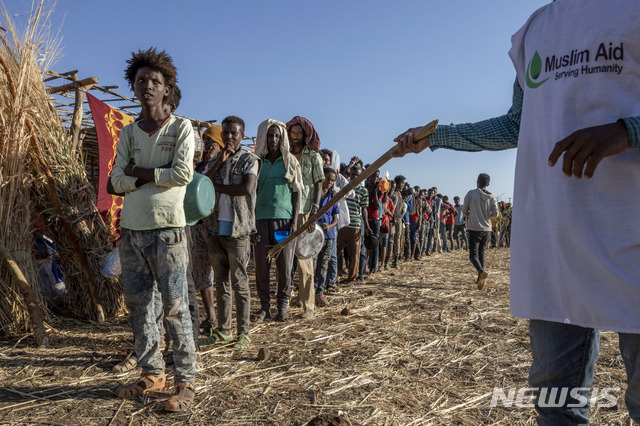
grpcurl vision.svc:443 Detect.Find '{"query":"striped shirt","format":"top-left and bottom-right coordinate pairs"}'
top-left (429, 79), bottom-right (640, 151)
top-left (345, 183), bottom-right (369, 228)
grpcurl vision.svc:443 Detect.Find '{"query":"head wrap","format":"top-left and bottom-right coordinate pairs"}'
top-left (285, 116), bottom-right (321, 152)
top-left (255, 119), bottom-right (303, 193)
top-left (203, 124), bottom-right (224, 148)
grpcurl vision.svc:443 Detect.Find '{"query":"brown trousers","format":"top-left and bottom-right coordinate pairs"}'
top-left (336, 226), bottom-right (361, 282)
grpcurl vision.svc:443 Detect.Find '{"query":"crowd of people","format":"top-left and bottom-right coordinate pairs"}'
top-left (106, 1), bottom-right (640, 422)
top-left (106, 47), bottom-right (511, 413)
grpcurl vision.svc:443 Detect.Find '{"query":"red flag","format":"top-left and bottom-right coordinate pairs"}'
top-left (86, 93), bottom-right (134, 241)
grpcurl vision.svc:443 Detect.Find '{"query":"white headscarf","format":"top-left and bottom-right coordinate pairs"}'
top-left (255, 119), bottom-right (303, 193)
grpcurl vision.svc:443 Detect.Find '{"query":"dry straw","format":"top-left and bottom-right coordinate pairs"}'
top-left (0, 250), bottom-right (630, 424)
top-left (0, 1), bottom-right (124, 342)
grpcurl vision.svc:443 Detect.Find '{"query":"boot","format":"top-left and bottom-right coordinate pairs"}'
top-left (274, 305), bottom-right (292, 322)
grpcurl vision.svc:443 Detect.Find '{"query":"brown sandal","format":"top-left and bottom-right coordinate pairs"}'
top-left (164, 383), bottom-right (196, 412)
top-left (112, 353), bottom-right (138, 374)
top-left (116, 373), bottom-right (166, 398)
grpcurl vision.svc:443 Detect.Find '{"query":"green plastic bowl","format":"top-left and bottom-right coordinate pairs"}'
top-left (184, 172), bottom-right (215, 226)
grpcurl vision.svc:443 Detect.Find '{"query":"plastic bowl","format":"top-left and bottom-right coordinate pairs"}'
top-left (364, 234), bottom-right (379, 251)
top-left (295, 224), bottom-right (325, 259)
top-left (274, 230), bottom-right (290, 244)
top-left (184, 172), bottom-right (215, 226)
top-left (100, 249), bottom-right (121, 278)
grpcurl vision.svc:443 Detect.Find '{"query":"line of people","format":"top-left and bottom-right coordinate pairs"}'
top-left (107, 47), bottom-right (508, 414)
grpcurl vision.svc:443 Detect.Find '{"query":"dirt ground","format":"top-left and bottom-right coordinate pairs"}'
top-left (0, 248), bottom-right (632, 425)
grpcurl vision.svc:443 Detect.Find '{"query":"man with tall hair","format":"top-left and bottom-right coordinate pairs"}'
top-left (394, 2), bottom-right (640, 422)
top-left (109, 47), bottom-right (196, 412)
top-left (203, 116), bottom-right (258, 351)
top-left (112, 85), bottom-right (183, 375)
top-left (287, 116), bottom-right (324, 319)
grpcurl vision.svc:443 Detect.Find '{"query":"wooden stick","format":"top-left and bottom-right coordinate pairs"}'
top-left (70, 88), bottom-right (92, 151)
top-left (70, 73), bottom-right (96, 153)
top-left (46, 77), bottom-right (98, 95)
top-left (267, 119), bottom-right (438, 261)
top-left (0, 240), bottom-right (49, 346)
top-left (108, 399), bottom-right (126, 426)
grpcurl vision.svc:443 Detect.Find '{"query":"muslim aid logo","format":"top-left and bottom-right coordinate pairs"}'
top-left (526, 51), bottom-right (550, 89)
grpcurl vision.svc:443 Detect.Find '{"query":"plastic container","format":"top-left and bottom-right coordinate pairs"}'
top-left (101, 249), bottom-right (122, 278)
top-left (274, 230), bottom-right (290, 244)
top-left (295, 224), bottom-right (325, 259)
top-left (364, 234), bottom-right (379, 251)
top-left (378, 178), bottom-right (390, 193)
top-left (184, 172), bottom-right (215, 226)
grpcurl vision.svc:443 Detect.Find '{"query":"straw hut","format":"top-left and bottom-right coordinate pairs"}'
top-left (0, 2), bottom-right (217, 345)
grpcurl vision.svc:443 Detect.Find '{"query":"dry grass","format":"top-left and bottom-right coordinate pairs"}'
top-left (0, 249), bottom-right (632, 425)
top-left (0, 0), bottom-right (50, 334)
top-left (0, 1), bottom-right (125, 336)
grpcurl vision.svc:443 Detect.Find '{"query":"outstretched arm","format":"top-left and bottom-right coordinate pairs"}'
top-left (393, 78), bottom-right (523, 157)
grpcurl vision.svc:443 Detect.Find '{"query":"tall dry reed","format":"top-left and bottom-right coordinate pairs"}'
top-left (0, 1), bottom-right (124, 338)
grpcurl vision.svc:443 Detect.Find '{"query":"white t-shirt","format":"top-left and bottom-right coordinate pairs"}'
top-left (333, 174), bottom-right (354, 230)
top-left (508, 0), bottom-right (640, 332)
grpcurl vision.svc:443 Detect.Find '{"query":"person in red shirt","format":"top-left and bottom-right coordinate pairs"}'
top-left (439, 196), bottom-right (456, 252)
top-left (379, 182), bottom-right (395, 270)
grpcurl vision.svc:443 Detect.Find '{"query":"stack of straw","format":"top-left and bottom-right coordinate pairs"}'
top-left (0, 2), bottom-right (124, 341)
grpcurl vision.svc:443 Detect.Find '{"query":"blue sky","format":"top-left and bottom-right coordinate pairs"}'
top-left (32, 0), bottom-right (550, 202)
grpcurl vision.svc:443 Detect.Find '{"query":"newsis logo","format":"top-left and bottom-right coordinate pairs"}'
top-left (525, 42), bottom-right (624, 89)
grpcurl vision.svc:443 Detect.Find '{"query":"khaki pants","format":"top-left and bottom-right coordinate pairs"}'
top-left (336, 226), bottom-right (361, 282)
top-left (296, 213), bottom-right (315, 312)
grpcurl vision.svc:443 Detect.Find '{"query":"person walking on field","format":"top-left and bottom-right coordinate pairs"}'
top-left (462, 174), bottom-right (499, 290)
top-left (394, 1), bottom-right (640, 423)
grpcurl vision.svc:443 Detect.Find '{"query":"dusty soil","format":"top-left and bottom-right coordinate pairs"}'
top-left (0, 248), bottom-right (632, 425)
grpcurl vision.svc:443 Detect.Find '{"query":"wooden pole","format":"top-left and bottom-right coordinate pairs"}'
top-left (267, 119), bottom-right (438, 260)
top-left (46, 77), bottom-right (98, 95)
top-left (0, 240), bottom-right (49, 346)
top-left (69, 73), bottom-right (96, 153)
